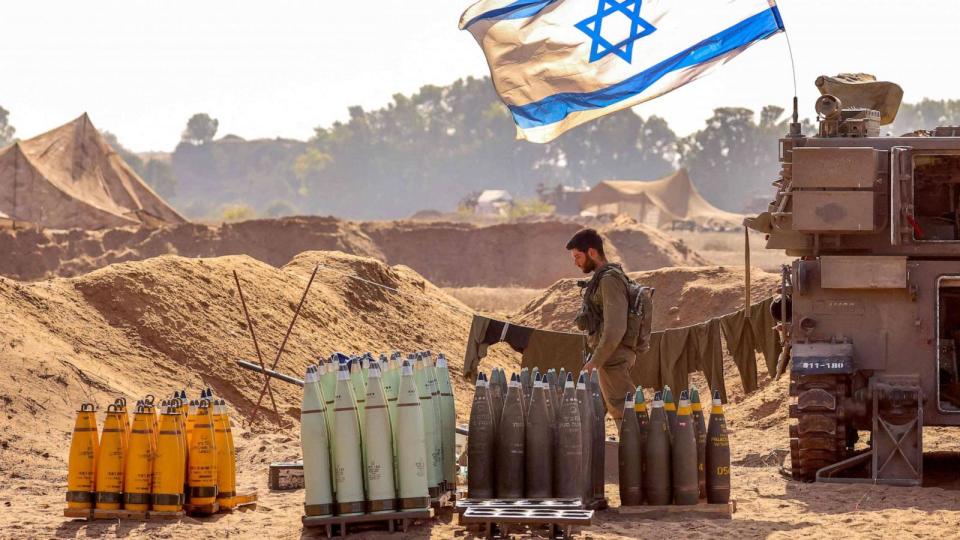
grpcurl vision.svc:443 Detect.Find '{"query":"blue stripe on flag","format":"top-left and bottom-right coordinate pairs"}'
top-left (463, 0), bottom-right (557, 30)
top-left (509, 6), bottom-right (785, 130)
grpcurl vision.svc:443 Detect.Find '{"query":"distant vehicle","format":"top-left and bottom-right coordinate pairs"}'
top-left (475, 189), bottom-right (513, 216)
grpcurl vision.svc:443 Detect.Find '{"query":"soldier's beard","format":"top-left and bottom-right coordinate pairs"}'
top-left (582, 258), bottom-right (597, 273)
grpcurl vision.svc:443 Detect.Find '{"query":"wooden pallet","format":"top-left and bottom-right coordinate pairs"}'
top-left (63, 508), bottom-right (93, 520)
top-left (93, 509), bottom-right (148, 520)
top-left (184, 500), bottom-right (220, 516)
top-left (146, 510), bottom-right (185, 520)
top-left (431, 490), bottom-right (455, 512)
top-left (219, 491), bottom-right (259, 512)
top-left (63, 508), bottom-right (184, 521)
top-left (614, 500), bottom-right (736, 519)
top-left (459, 507), bottom-right (594, 540)
top-left (583, 498), bottom-right (608, 511)
top-left (301, 508), bottom-right (432, 538)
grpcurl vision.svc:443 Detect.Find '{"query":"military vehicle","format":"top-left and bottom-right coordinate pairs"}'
top-left (747, 73), bottom-right (960, 486)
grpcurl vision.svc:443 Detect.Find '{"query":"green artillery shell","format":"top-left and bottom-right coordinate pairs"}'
top-left (672, 391), bottom-right (699, 505)
top-left (467, 372), bottom-right (496, 499)
top-left (349, 359), bottom-right (368, 494)
top-left (302, 366), bottom-right (334, 517)
top-left (496, 374), bottom-right (526, 498)
top-left (379, 356), bottom-right (400, 488)
top-left (644, 391), bottom-right (672, 505)
top-left (424, 357), bottom-right (444, 495)
top-left (691, 388), bottom-right (707, 499)
top-left (554, 373), bottom-right (583, 498)
top-left (618, 392), bottom-right (643, 506)
top-left (413, 355), bottom-right (442, 497)
top-left (525, 373), bottom-right (553, 498)
top-left (333, 362), bottom-right (365, 515)
top-left (364, 363), bottom-right (397, 512)
top-left (436, 354), bottom-right (457, 491)
top-left (589, 369), bottom-right (605, 504)
top-left (706, 390), bottom-right (731, 504)
top-left (396, 361), bottom-right (430, 510)
top-left (576, 372), bottom-right (594, 503)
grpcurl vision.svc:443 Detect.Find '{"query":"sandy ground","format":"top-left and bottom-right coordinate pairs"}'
top-left (13, 377), bottom-right (960, 539)
top-left (4, 249), bottom-right (960, 539)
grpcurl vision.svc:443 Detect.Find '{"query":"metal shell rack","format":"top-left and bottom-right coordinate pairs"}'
top-left (455, 498), bottom-right (593, 539)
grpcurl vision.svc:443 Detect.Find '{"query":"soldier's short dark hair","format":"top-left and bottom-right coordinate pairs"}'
top-left (566, 228), bottom-right (604, 255)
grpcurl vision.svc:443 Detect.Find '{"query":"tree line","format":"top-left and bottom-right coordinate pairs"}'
top-left (4, 81), bottom-right (960, 221)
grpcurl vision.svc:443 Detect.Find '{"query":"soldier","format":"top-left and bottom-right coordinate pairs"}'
top-left (567, 228), bottom-right (638, 425)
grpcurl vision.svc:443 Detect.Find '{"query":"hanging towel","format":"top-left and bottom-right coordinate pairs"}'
top-left (660, 326), bottom-right (691, 393)
top-left (750, 297), bottom-right (781, 378)
top-left (720, 308), bottom-right (759, 393)
top-left (631, 331), bottom-right (663, 389)
top-left (520, 329), bottom-right (587, 378)
top-left (463, 314), bottom-right (584, 377)
top-left (691, 318), bottom-right (727, 402)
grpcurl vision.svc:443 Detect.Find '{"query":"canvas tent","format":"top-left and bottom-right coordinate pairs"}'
top-left (0, 113), bottom-right (185, 230)
top-left (580, 169), bottom-right (742, 229)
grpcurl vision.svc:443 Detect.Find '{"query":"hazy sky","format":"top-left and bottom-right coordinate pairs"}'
top-left (2, 0), bottom-right (958, 151)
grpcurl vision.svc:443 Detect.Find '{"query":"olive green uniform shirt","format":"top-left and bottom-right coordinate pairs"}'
top-left (587, 273), bottom-right (631, 367)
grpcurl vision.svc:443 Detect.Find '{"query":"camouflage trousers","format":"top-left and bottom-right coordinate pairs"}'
top-left (597, 347), bottom-right (637, 425)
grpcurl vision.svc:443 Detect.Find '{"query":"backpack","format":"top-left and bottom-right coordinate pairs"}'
top-left (576, 264), bottom-right (656, 353)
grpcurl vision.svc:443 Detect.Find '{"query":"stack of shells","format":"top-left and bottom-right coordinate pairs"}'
top-left (618, 385), bottom-right (731, 507)
top-left (65, 389), bottom-right (238, 514)
top-left (300, 351), bottom-right (457, 517)
top-left (466, 366), bottom-right (607, 506)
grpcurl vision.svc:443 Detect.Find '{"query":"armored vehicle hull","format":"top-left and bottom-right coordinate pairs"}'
top-left (749, 77), bottom-right (960, 484)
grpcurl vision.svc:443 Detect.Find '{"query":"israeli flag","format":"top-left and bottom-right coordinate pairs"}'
top-left (460, 0), bottom-right (785, 143)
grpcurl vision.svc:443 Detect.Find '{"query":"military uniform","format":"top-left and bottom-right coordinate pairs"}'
top-left (578, 263), bottom-right (638, 423)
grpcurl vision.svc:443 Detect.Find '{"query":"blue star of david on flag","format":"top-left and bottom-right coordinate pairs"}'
top-left (575, 0), bottom-right (657, 63)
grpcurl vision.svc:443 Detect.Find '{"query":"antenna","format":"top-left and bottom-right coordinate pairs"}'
top-left (784, 26), bottom-right (802, 137)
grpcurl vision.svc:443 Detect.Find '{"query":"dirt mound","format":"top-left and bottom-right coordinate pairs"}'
top-left (0, 251), bottom-right (521, 485)
top-left (361, 219), bottom-right (704, 288)
top-left (515, 265), bottom-right (780, 332)
top-left (1, 217), bottom-right (705, 288)
top-left (598, 216), bottom-right (709, 271)
top-left (0, 216), bottom-right (383, 281)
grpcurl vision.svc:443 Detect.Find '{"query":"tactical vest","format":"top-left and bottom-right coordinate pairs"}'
top-left (575, 264), bottom-right (655, 353)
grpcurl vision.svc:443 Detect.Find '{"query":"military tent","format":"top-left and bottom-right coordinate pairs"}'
top-left (0, 114), bottom-right (185, 230)
top-left (579, 169), bottom-right (742, 229)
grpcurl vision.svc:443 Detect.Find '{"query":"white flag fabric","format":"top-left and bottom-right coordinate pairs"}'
top-left (460, 0), bottom-right (785, 143)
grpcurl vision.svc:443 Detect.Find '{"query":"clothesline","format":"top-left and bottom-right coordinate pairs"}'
top-left (312, 261), bottom-right (778, 400)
